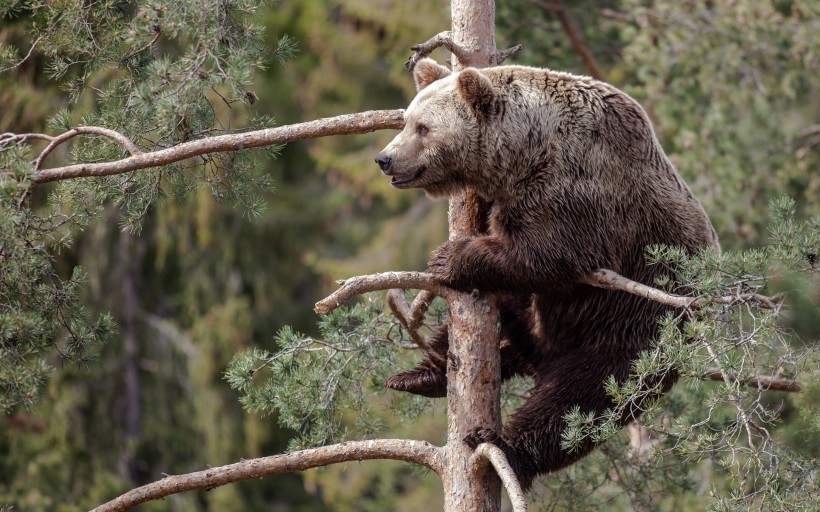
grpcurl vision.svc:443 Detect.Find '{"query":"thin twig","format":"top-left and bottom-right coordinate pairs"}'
top-left (405, 31), bottom-right (472, 71)
top-left (34, 127), bottom-right (143, 170)
top-left (524, 0), bottom-right (605, 80)
top-left (386, 289), bottom-right (429, 349)
top-left (491, 44), bottom-right (524, 66)
top-left (32, 109), bottom-right (404, 183)
top-left (582, 269), bottom-right (780, 310)
top-left (121, 29), bottom-right (162, 62)
top-left (705, 369), bottom-right (802, 393)
top-left (0, 34), bottom-right (44, 73)
top-left (91, 439), bottom-right (443, 512)
top-left (470, 443), bottom-right (528, 512)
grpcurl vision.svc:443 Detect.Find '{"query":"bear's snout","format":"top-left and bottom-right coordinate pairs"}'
top-left (375, 153), bottom-right (393, 173)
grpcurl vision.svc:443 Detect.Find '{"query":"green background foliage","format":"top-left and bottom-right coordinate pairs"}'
top-left (1, 0), bottom-right (818, 510)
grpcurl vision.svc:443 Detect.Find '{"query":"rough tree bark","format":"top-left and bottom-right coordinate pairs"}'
top-left (441, 2), bottom-right (504, 511)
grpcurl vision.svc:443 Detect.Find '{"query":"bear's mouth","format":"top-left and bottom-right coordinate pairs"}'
top-left (390, 166), bottom-right (425, 187)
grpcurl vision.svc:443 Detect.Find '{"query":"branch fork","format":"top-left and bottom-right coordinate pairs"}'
top-left (404, 31), bottom-right (523, 71)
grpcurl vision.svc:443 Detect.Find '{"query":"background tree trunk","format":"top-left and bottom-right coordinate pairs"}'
top-left (442, 1), bottom-right (504, 510)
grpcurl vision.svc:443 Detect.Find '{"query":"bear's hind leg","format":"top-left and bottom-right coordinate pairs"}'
top-left (465, 348), bottom-right (635, 491)
top-left (386, 296), bottom-right (538, 398)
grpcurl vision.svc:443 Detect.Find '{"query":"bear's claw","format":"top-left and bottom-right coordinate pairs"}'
top-left (464, 427), bottom-right (506, 449)
top-left (386, 366), bottom-right (447, 398)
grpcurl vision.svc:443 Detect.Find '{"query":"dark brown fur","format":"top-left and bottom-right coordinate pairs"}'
top-left (376, 59), bottom-right (718, 490)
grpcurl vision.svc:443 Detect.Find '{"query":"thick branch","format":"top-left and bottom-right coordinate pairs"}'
top-left (30, 109), bottom-right (404, 183)
top-left (92, 439), bottom-right (443, 512)
top-left (315, 271), bottom-right (449, 315)
top-left (705, 370), bottom-right (803, 393)
top-left (319, 268), bottom-right (783, 316)
top-left (470, 444), bottom-right (528, 512)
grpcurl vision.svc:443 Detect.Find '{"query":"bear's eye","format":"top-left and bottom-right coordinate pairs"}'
top-left (416, 123), bottom-right (429, 136)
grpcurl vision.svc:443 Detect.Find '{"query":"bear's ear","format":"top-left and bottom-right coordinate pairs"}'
top-left (457, 68), bottom-right (496, 119)
top-left (414, 58), bottom-right (452, 91)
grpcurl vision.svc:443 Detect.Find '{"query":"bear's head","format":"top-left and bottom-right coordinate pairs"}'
top-left (375, 58), bottom-right (498, 198)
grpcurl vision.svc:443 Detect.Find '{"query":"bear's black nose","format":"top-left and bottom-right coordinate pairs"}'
top-left (375, 154), bottom-right (392, 173)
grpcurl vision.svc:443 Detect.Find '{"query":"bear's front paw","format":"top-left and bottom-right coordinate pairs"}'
top-left (426, 238), bottom-right (473, 289)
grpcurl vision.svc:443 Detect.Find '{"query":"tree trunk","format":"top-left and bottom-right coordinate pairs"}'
top-left (442, 2), bottom-right (503, 511)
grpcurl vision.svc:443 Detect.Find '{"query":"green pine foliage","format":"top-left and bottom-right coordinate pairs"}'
top-left (559, 200), bottom-right (819, 510)
top-left (226, 293), bottom-right (445, 451)
top-left (0, 146), bottom-right (114, 412)
top-left (0, 0), bottom-right (297, 413)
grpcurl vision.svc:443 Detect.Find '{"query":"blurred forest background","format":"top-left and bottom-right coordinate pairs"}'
top-left (0, 0), bottom-right (818, 510)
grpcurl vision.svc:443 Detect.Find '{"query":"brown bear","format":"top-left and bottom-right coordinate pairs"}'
top-left (375, 58), bottom-right (718, 490)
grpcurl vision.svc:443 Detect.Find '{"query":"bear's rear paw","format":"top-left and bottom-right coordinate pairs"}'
top-left (386, 366), bottom-right (446, 398)
top-left (464, 427), bottom-right (534, 491)
top-left (464, 427), bottom-right (507, 450)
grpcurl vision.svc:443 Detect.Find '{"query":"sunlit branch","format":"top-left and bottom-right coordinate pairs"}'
top-left (92, 439), bottom-right (443, 512)
top-left (315, 271), bottom-right (450, 315)
top-left (387, 289), bottom-right (430, 349)
top-left (10, 109), bottom-right (404, 183)
top-left (583, 269), bottom-right (780, 310)
top-left (470, 443), bottom-right (528, 512)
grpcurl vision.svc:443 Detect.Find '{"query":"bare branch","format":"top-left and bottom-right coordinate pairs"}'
top-left (405, 31), bottom-right (472, 71)
top-left (410, 290), bottom-right (437, 329)
top-left (121, 28), bottom-right (162, 62)
top-left (598, 8), bottom-right (637, 24)
top-left (35, 126), bottom-right (143, 170)
top-left (30, 109), bottom-right (404, 183)
top-left (0, 34), bottom-right (44, 73)
top-left (387, 289), bottom-right (429, 349)
top-left (315, 271), bottom-right (449, 315)
top-left (92, 439), bottom-right (443, 512)
top-left (0, 132), bottom-right (53, 151)
top-left (524, 0), bottom-right (605, 80)
top-left (705, 369), bottom-right (803, 393)
top-left (583, 269), bottom-right (780, 310)
top-left (470, 443), bottom-right (528, 512)
top-left (491, 44), bottom-right (524, 66)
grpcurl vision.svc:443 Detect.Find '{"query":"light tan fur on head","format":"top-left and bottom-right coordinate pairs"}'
top-left (413, 58), bottom-right (452, 91)
top-left (457, 69), bottom-right (497, 119)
